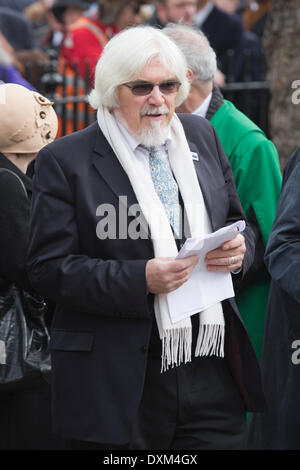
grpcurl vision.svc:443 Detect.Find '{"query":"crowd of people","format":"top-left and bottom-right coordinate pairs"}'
top-left (0, 1), bottom-right (269, 87)
top-left (0, 1), bottom-right (270, 137)
top-left (0, 0), bottom-right (299, 453)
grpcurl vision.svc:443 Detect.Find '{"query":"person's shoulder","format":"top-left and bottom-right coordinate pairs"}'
top-left (145, 12), bottom-right (164, 28)
top-left (217, 100), bottom-right (264, 135)
top-left (39, 122), bottom-right (98, 166)
top-left (214, 100), bottom-right (278, 155)
top-left (49, 122), bottom-right (97, 148)
top-left (0, 168), bottom-right (28, 202)
top-left (210, 6), bottom-right (243, 30)
top-left (177, 113), bottom-right (214, 139)
top-left (282, 147), bottom-right (300, 185)
top-left (0, 169), bottom-right (19, 188)
top-left (209, 5), bottom-right (231, 21)
top-left (177, 112), bottom-right (211, 128)
top-left (69, 18), bottom-right (98, 41)
top-left (0, 5), bottom-right (30, 25)
top-left (71, 17), bottom-right (104, 36)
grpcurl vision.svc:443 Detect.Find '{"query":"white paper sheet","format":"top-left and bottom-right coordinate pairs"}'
top-left (167, 220), bottom-right (245, 323)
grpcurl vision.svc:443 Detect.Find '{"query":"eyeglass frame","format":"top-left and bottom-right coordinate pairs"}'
top-left (122, 79), bottom-right (182, 96)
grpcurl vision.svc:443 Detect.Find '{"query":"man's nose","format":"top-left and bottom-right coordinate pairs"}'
top-left (147, 85), bottom-right (165, 105)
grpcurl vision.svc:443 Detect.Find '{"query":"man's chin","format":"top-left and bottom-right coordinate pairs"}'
top-left (138, 122), bottom-right (170, 147)
top-left (142, 122), bottom-right (167, 134)
top-left (114, 110), bottom-right (171, 147)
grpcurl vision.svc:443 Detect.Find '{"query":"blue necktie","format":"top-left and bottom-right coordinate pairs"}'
top-left (147, 145), bottom-right (180, 237)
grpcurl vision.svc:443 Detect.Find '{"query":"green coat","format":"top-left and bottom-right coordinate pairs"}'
top-left (210, 99), bottom-right (282, 359)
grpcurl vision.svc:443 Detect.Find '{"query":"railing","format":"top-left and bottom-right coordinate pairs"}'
top-left (18, 47), bottom-right (270, 138)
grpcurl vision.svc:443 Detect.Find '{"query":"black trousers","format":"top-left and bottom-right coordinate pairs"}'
top-left (0, 378), bottom-right (64, 450)
top-left (65, 440), bottom-right (129, 450)
top-left (130, 356), bottom-right (247, 450)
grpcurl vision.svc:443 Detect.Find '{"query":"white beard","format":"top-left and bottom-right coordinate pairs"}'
top-left (138, 120), bottom-right (170, 147)
top-left (115, 105), bottom-right (171, 148)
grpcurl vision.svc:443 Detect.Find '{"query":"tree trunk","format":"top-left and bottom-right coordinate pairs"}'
top-left (263, 0), bottom-right (300, 170)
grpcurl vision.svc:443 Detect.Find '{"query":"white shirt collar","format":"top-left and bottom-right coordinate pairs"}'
top-left (116, 119), bottom-right (140, 153)
top-left (194, 1), bottom-right (214, 27)
top-left (192, 92), bottom-right (212, 118)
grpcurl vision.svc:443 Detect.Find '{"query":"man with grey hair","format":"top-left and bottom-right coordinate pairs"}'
top-left (27, 25), bottom-right (264, 450)
top-left (165, 24), bottom-right (217, 115)
top-left (164, 23), bottom-right (282, 361)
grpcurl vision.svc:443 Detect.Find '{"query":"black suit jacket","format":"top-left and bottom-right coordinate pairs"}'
top-left (201, 6), bottom-right (245, 79)
top-left (27, 114), bottom-right (265, 444)
top-left (249, 147), bottom-right (300, 449)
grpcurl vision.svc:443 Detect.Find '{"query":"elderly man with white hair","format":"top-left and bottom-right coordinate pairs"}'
top-left (26, 25), bottom-right (265, 450)
top-left (163, 24), bottom-right (282, 362)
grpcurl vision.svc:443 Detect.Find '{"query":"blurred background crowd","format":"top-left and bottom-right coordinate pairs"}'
top-left (1, 0), bottom-right (300, 451)
top-left (0, 0), bottom-right (298, 169)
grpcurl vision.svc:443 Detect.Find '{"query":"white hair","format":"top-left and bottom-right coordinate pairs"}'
top-left (163, 24), bottom-right (217, 82)
top-left (89, 26), bottom-right (190, 109)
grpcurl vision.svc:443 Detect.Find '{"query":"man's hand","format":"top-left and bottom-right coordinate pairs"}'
top-left (146, 255), bottom-right (199, 294)
top-left (205, 233), bottom-right (246, 272)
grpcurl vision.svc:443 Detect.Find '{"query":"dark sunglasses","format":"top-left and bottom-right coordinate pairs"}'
top-left (123, 80), bottom-right (182, 96)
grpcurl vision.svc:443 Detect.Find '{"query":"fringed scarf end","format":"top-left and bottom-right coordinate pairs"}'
top-left (195, 324), bottom-right (225, 358)
top-left (161, 327), bottom-right (192, 373)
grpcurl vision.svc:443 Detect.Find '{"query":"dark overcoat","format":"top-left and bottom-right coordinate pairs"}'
top-left (248, 147), bottom-right (300, 449)
top-left (0, 152), bottom-right (32, 290)
top-left (0, 152), bottom-right (62, 449)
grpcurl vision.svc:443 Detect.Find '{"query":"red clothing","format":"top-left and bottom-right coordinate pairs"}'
top-left (60, 16), bottom-right (119, 81)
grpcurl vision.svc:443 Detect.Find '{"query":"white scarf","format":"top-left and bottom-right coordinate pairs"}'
top-left (97, 106), bottom-right (225, 371)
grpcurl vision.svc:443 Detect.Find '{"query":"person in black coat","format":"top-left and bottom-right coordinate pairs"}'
top-left (0, 83), bottom-right (63, 450)
top-left (195, 1), bottom-right (245, 80)
top-left (248, 146), bottom-right (300, 450)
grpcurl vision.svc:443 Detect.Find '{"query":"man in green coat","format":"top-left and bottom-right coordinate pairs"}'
top-left (164, 24), bottom-right (282, 359)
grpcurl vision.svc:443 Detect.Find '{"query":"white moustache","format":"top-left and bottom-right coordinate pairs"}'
top-left (140, 105), bottom-right (169, 117)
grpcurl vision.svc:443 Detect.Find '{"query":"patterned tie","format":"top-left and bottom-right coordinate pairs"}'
top-left (147, 145), bottom-right (180, 237)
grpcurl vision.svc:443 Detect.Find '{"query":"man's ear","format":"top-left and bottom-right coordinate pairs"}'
top-left (187, 69), bottom-right (194, 84)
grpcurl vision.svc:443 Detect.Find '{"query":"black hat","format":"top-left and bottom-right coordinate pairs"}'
top-left (52, 0), bottom-right (91, 22)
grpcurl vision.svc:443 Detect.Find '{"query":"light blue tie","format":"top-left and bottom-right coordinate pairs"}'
top-left (147, 145), bottom-right (180, 237)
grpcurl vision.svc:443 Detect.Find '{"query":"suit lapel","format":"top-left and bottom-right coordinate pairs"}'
top-left (91, 125), bottom-right (138, 210)
top-left (188, 140), bottom-right (214, 226)
top-left (91, 125), bottom-right (151, 238)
